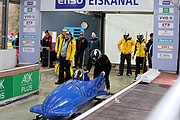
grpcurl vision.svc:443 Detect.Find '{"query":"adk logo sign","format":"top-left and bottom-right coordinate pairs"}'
top-left (21, 73), bottom-right (33, 93)
top-left (56, 0), bottom-right (86, 9)
top-left (0, 79), bottom-right (5, 100)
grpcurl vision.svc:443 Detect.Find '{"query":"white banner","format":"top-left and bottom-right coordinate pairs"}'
top-left (40, 0), bottom-right (153, 12)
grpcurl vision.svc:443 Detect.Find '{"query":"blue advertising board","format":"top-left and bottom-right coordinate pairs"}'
top-left (153, 0), bottom-right (179, 71)
top-left (19, 0), bottom-right (40, 64)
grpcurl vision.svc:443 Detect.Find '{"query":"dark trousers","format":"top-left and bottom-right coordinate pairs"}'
top-left (74, 51), bottom-right (84, 68)
top-left (148, 57), bottom-right (152, 68)
top-left (58, 57), bottom-right (72, 83)
top-left (119, 53), bottom-right (132, 75)
top-left (94, 67), bottom-right (111, 90)
top-left (135, 57), bottom-right (147, 76)
top-left (41, 48), bottom-right (56, 68)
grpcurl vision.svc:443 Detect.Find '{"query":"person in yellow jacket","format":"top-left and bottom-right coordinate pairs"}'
top-left (55, 31), bottom-right (76, 84)
top-left (117, 31), bottom-right (135, 76)
top-left (133, 33), bottom-right (147, 78)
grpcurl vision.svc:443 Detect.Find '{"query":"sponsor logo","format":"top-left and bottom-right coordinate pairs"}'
top-left (24, 8), bottom-right (36, 13)
top-left (0, 79), bottom-right (5, 100)
top-left (158, 22), bottom-right (174, 28)
top-left (23, 35), bottom-right (35, 39)
top-left (24, 14), bottom-right (36, 19)
top-left (56, 0), bottom-right (86, 9)
top-left (23, 41), bottom-right (35, 46)
top-left (158, 38), bottom-right (173, 44)
top-left (21, 73), bottom-right (33, 93)
top-left (24, 21), bottom-right (35, 26)
top-left (23, 27), bottom-right (35, 33)
top-left (24, 1), bottom-right (36, 6)
top-left (158, 15), bottom-right (174, 21)
top-left (159, 8), bottom-right (174, 13)
top-left (158, 30), bottom-right (173, 36)
top-left (159, 0), bottom-right (174, 6)
top-left (158, 45), bottom-right (173, 51)
top-left (23, 47), bottom-right (35, 53)
top-left (157, 53), bottom-right (173, 59)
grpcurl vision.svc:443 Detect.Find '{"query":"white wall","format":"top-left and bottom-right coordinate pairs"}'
top-left (0, 49), bottom-right (16, 71)
top-left (105, 14), bottom-right (154, 64)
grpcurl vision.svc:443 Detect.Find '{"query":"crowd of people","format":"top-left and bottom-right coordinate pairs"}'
top-left (40, 29), bottom-right (153, 91)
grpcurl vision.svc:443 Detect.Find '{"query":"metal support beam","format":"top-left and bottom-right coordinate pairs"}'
top-left (1, 0), bottom-right (9, 49)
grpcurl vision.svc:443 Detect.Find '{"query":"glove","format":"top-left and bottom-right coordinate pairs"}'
top-left (84, 69), bottom-right (89, 73)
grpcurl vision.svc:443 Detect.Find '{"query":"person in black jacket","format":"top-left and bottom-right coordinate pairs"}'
top-left (86, 49), bottom-right (111, 91)
top-left (146, 33), bottom-right (153, 68)
top-left (74, 32), bottom-right (88, 68)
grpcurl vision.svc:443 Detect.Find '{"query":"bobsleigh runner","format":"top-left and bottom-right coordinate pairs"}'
top-left (30, 71), bottom-right (109, 120)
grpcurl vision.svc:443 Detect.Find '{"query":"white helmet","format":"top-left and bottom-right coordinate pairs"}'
top-left (137, 33), bottom-right (144, 40)
top-left (73, 70), bottom-right (83, 80)
top-left (123, 31), bottom-right (129, 39)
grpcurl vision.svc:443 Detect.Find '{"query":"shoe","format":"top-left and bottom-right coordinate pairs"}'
top-left (127, 74), bottom-right (131, 76)
top-left (55, 81), bottom-right (63, 85)
top-left (117, 73), bottom-right (123, 76)
top-left (106, 90), bottom-right (111, 95)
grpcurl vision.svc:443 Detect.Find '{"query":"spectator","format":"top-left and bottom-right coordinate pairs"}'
top-left (86, 49), bottom-right (111, 92)
top-left (88, 32), bottom-right (100, 54)
top-left (55, 31), bottom-right (76, 84)
top-left (8, 32), bottom-right (14, 43)
top-left (74, 32), bottom-right (88, 68)
top-left (12, 32), bottom-right (19, 64)
top-left (55, 29), bottom-right (66, 53)
top-left (41, 30), bottom-right (54, 67)
top-left (146, 33), bottom-right (153, 68)
top-left (117, 31), bottom-right (135, 76)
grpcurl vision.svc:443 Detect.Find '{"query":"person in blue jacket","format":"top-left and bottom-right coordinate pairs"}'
top-left (88, 32), bottom-right (100, 55)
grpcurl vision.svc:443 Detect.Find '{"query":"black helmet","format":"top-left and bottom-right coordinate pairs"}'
top-left (73, 70), bottom-right (83, 80)
top-left (90, 49), bottom-right (102, 64)
top-left (137, 33), bottom-right (144, 40)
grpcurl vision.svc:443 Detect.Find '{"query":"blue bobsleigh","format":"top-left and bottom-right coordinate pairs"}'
top-left (30, 71), bottom-right (107, 119)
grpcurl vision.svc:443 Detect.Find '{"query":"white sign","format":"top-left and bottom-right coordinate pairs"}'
top-left (158, 22), bottom-right (174, 28)
top-left (23, 20), bottom-right (35, 26)
top-left (158, 45), bottom-right (173, 51)
top-left (24, 1), bottom-right (36, 6)
top-left (23, 41), bottom-right (35, 46)
top-left (24, 7), bottom-right (36, 13)
top-left (157, 53), bottom-right (173, 59)
top-left (23, 27), bottom-right (35, 33)
top-left (159, 8), bottom-right (174, 13)
top-left (41, 0), bottom-right (153, 12)
top-left (24, 14), bottom-right (36, 19)
top-left (159, 0), bottom-right (174, 6)
top-left (158, 30), bottom-right (173, 36)
top-left (23, 47), bottom-right (35, 53)
top-left (158, 15), bottom-right (174, 21)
